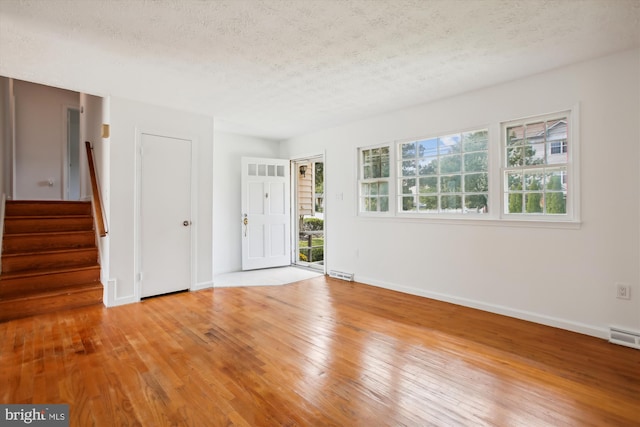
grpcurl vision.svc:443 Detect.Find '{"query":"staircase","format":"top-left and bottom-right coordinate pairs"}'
top-left (0, 200), bottom-right (103, 322)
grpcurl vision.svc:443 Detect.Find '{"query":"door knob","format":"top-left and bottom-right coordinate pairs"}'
top-left (183, 220), bottom-right (191, 226)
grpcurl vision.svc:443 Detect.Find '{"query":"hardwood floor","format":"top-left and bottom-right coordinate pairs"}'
top-left (1, 276), bottom-right (638, 426)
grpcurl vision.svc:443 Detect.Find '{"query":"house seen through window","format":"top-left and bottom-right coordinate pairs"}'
top-left (503, 115), bottom-right (569, 215)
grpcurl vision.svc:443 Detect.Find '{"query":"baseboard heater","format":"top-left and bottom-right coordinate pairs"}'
top-left (609, 326), bottom-right (640, 350)
top-left (329, 270), bottom-right (354, 281)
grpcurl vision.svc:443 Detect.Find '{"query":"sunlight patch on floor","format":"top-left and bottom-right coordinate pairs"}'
top-left (214, 267), bottom-right (323, 287)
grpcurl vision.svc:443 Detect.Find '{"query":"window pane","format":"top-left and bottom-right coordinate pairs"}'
top-left (361, 183), bottom-right (369, 196)
top-left (418, 138), bottom-right (438, 157)
top-left (548, 140), bottom-right (567, 164)
top-left (525, 143), bottom-right (544, 165)
top-left (506, 147), bottom-right (523, 167)
top-left (547, 118), bottom-right (567, 138)
top-left (372, 161), bottom-right (381, 178)
top-left (526, 122), bottom-right (545, 143)
top-left (441, 195), bottom-right (462, 212)
top-left (379, 181), bottom-right (389, 195)
top-left (464, 152), bottom-right (487, 173)
top-left (419, 195), bottom-right (438, 212)
top-left (370, 183), bottom-right (378, 196)
top-left (248, 164), bottom-right (257, 176)
top-left (525, 193), bottom-right (544, 213)
top-left (463, 130), bottom-right (488, 152)
top-left (379, 196), bottom-right (389, 212)
top-left (401, 178), bottom-right (416, 194)
top-left (419, 176), bottom-right (437, 193)
top-left (402, 142), bottom-right (416, 159)
top-left (440, 175), bottom-right (461, 193)
top-left (363, 165), bottom-right (372, 179)
top-left (381, 160), bottom-right (390, 177)
top-left (418, 157), bottom-right (438, 175)
top-left (363, 149), bottom-right (372, 163)
top-left (401, 160), bottom-right (416, 177)
top-left (546, 168), bottom-right (567, 214)
top-left (439, 134), bottom-right (461, 155)
top-left (258, 164), bottom-right (266, 176)
top-left (545, 168), bottom-right (567, 188)
top-left (465, 194), bottom-right (488, 213)
top-left (368, 197), bottom-right (377, 211)
top-left (524, 171), bottom-right (544, 192)
top-left (506, 171), bottom-right (523, 192)
top-left (506, 126), bottom-right (523, 146)
top-left (545, 192), bottom-right (566, 214)
top-left (277, 165), bottom-right (285, 176)
top-left (440, 155), bottom-right (461, 174)
top-left (401, 196), bottom-right (415, 211)
top-left (506, 192), bottom-right (524, 213)
top-left (465, 173), bottom-right (488, 192)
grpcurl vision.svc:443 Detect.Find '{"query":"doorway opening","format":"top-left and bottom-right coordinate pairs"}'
top-left (66, 107), bottom-right (80, 200)
top-left (292, 156), bottom-right (324, 272)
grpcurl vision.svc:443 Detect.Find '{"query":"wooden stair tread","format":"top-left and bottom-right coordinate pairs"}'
top-left (2, 247), bottom-right (97, 258)
top-left (5, 215), bottom-right (92, 220)
top-left (2, 230), bottom-right (96, 254)
top-left (3, 230), bottom-right (94, 238)
top-left (0, 264), bottom-right (100, 280)
top-left (0, 282), bottom-right (102, 300)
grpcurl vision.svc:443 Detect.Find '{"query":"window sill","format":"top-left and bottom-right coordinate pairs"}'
top-left (357, 213), bottom-right (582, 230)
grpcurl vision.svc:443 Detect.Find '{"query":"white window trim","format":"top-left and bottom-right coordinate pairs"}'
top-left (357, 143), bottom-right (395, 216)
top-left (355, 105), bottom-right (581, 229)
top-left (499, 107), bottom-right (580, 224)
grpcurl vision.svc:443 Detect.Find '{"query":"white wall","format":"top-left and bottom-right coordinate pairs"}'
top-left (281, 49), bottom-right (640, 338)
top-left (13, 80), bottom-right (78, 200)
top-left (80, 93), bottom-right (109, 289)
top-left (0, 77), bottom-right (10, 261)
top-left (80, 93), bottom-right (103, 200)
top-left (212, 130), bottom-right (279, 275)
top-left (107, 97), bottom-right (214, 306)
top-left (0, 77), bottom-right (9, 199)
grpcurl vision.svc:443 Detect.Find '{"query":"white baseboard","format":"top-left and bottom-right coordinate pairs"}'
top-left (104, 279), bottom-right (138, 307)
top-left (191, 281), bottom-right (214, 291)
top-left (355, 274), bottom-right (609, 340)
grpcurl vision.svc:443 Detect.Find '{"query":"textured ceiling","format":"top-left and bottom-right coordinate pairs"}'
top-left (1, 0), bottom-right (639, 140)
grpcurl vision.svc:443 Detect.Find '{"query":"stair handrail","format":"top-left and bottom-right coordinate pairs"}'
top-left (85, 141), bottom-right (107, 237)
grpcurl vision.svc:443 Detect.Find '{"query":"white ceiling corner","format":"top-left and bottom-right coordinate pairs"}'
top-left (0, 0), bottom-right (639, 140)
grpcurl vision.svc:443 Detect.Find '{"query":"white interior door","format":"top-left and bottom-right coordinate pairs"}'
top-left (140, 134), bottom-right (192, 297)
top-left (241, 157), bottom-right (291, 270)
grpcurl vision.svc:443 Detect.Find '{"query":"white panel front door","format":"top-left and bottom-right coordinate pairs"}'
top-left (241, 157), bottom-right (290, 270)
top-left (140, 134), bottom-right (192, 297)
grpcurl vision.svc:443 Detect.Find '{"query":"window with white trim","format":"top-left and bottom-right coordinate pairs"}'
top-left (397, 130), bottom-right (489, 214)
top-left (356, 109), bottom-right (577, 223)
top-left (503, 113), bottom-right (570, 216)
top-left (359, 146), bottom-right (390, 212)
